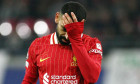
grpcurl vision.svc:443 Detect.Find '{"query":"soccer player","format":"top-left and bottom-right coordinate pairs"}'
top-left (22, 1), bottom-right (102, 84)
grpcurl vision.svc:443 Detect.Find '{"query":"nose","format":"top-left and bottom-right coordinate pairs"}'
top-left (65, 32), bottom-right (68, 39)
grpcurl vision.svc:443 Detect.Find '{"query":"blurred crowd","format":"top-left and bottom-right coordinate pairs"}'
top-left (0, 0), bottom-right (140, 56)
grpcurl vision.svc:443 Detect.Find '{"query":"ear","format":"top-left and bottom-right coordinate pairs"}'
top-left (55, 12), bottom-right (60, 23)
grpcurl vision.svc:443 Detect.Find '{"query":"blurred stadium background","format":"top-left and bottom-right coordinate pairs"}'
top-left (0, 0), bottom-right (140, 84)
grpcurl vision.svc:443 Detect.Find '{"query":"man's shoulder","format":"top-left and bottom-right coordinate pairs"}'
top-left (82, 34), bottom-right (102, 52)
top-left (31, 34), bottom-right (52, 46)
top-left (82, 34), bottom-right (101, 43)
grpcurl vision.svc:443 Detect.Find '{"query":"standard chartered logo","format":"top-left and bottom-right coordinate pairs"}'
top-left (51, 75), bottom-right (78, 84)
top-left (43, 73), bottom-right (78, 84)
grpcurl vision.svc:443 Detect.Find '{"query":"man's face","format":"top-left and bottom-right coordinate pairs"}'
top-left (55, 12), bottom-right (70, 45)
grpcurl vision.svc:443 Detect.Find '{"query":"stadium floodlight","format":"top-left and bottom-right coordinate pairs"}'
top-left (34, 20), bottom-right (50, 37)
top-left (0, 22), bottom-right (12, 36)
top-left (16, 23), bottom-right (31, 39)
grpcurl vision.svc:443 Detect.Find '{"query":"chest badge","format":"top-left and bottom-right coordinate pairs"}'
top-left (73, 56), bottom-right (77, 62)
top-left (71, 56), bottom-right (77, 66)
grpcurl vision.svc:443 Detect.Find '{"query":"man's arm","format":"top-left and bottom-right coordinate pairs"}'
top-left (63, 12), bottom-right (102, 83)
top-left (22, 39), bottom-right (39, 84)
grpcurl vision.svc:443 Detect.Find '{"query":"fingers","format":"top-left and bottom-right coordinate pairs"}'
top-left (71, 12), bottom-right (78, 22)
top-left (61, 20), bottom-right (65, 26)
top-left (63, 13), bottom-right (73, 25)
top-left (63, 15), bottom-right (69, 25)
top-left (81, 19), bottom-right (85, 22)
top-left (65, 13), bottom-right (73, 23)
top-left (63, 12), bottom-right (81, 25)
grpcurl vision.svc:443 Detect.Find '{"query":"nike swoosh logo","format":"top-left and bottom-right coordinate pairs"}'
top-left (40, 57), bottom-right (50, 62)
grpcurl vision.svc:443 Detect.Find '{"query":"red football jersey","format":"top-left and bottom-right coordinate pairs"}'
top-left (22, 32), bottom-right (102, 84)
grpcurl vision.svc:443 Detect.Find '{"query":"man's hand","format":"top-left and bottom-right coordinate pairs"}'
top-left (62, 12), bottom-right (85, 39)
top-left (62, 12), bottom-right (84, 25)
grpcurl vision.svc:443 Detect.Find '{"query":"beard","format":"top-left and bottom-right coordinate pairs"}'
top-left (56, 29), bottom-right (70, 45)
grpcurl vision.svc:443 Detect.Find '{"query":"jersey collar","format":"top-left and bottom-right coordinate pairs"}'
top-left (50, 32), bottom-right (58, 44)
